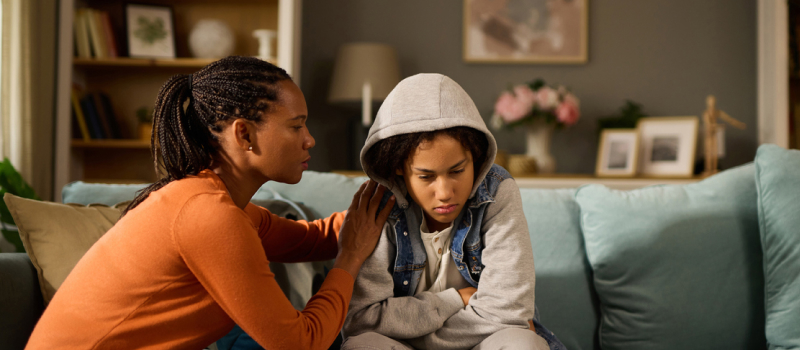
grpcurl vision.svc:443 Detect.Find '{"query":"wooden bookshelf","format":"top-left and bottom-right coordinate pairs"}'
top-left (54, 0), bottom-right (302, 191)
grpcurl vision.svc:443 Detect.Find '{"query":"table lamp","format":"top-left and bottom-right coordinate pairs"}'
top-left (328, 43), bottom-right (401, 127)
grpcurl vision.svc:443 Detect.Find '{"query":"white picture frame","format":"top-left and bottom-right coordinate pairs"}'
top-left (125, 4), bottom-right (176, 59)
top-left (637, 117), bottom-right (699, 178)
top-left (596, 129), bottom-right (639, 177)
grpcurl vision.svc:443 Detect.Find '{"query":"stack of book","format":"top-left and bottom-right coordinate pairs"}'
top-left (71, 87), bottom-right (129, 141)
top-left (74, 8), bottom-right (119, 59)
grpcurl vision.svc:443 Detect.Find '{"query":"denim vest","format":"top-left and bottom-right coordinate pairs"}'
top-left (382, 164), bottom-right (511, 297)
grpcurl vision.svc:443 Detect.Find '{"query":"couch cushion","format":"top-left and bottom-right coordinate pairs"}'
top-left (521, 188), bottom-right (598, 350)
top-left (4, 193), bottom-right (124, 304)
top-left (575, 164), bottom-right (765, 350)
top-left (755, 144), bottom-right (800, 350)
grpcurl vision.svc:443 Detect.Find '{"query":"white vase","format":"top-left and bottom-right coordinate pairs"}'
top-left (188, 20), bottom-right (235, 58)
top-left (525, 119), bottom-right (556, 174)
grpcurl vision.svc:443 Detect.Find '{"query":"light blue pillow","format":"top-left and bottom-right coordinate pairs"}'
top-left (521, 188), bottom-right (599, 350)
top-left (755, 144), bottom-right (800, 350)
top-left (576, 164), bottom-right (765, 350)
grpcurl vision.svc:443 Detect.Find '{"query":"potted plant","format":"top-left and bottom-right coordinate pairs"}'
top-left (136, 106), bottom-right (154, 141)
top-left (491, 79), bottom-right (580, 174)
top-left (0, 158), bottom-right (39, 252)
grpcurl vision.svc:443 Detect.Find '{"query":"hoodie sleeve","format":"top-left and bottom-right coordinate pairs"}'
top-left (343, 222), bottom-right (465, 340)
top-left (406, 178), bottom-right (539, 350)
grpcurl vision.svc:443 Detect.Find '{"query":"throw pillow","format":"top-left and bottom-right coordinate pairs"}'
top-left (755, 144), bottom-right (800, 350)
top-left (3, 193), bottom-right (123, 304)
top-left (575, 164), bottom-right (765, 350)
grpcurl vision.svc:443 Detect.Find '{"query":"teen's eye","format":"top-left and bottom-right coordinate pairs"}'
top-left (451, 168), bottom-right (465, 174)
top-left (418, 175), bottom-right (432, 180)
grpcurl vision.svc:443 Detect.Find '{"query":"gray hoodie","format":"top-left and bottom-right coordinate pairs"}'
top-left (345, 74), bottom-right (540, 349)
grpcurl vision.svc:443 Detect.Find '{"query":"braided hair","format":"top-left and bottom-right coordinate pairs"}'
top-left (123, 56), bottom-right (291, 216)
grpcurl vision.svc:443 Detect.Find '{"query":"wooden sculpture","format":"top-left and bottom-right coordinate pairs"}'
top-left (702, 95), bottom-right (746, 176)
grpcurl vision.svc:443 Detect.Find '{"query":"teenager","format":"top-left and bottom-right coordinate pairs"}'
top-left (25, 57), bottom-right (394, 350)
top-left (342, 74), bottom-right (565, 350)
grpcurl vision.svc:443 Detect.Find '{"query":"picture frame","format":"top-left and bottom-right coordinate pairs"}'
top-left (463, 0), bottom-right (588, 64)
top-left (125, 3), bottom-right (176, 59)
top-left (595, 129), bottom-right (639, 177)
top-left (636, 117), bottom-right (699, 178)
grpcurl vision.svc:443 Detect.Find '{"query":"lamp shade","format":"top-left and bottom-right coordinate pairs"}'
top-left (328, 43), bottom-right (401, 103)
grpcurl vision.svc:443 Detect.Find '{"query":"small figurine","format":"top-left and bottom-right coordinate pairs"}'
top-left (702, 95), bottom-right (746, 176)
top-left (252, 29), bottom-right (277, 62)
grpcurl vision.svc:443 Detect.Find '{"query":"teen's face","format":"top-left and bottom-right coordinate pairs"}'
top-left (400, 134), bottom-right (474, 232)
top-left (255, 80), bottom-right (314, 184)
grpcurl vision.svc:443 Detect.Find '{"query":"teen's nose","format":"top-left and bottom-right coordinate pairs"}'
top-left (434, 178), bottom-right (453, 202)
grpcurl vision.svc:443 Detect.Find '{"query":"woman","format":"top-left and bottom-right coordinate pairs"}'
top-left (342, 74), bottom-right (565, 349)
top-left (26, 56), bottom-right (394, 350)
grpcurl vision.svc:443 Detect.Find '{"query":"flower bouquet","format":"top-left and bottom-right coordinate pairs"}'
top-left (490, 79), bottom-right (580, 174)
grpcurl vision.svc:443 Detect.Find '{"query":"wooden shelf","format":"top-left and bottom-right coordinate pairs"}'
top-left (71, 139), bottom-right (151, 149)
top-left (73, 57), bottom-right (216, 68)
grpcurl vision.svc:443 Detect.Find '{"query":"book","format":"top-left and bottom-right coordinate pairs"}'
top-left (70, 88), bottom-right (91, 141)
top-left (85, 9), bottom-right (107, 59)
top-left (73, 9), bottom-right (91, 58)
top-left (98, 93), bottom-right (128, 139)
top-left (99, 11), bottom-right (118, 58)
top-left (90, 93), bottom-right (114, 139)
top-left (80, 95), bottom-right (105, 139)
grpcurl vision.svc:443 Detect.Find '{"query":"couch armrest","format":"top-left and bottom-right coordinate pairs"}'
top-left (0, 253), bottom-right (44, 350)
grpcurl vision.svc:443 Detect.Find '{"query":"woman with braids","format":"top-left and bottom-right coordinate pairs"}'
top-left (341, 74), bottom-right (565, 350)
top-left (25, 56), bottom-right (394, 350)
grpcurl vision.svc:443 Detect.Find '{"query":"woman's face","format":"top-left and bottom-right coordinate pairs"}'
top-left (254, 80), bottom-right (315, 184)
top-left (400, 134), bottom-right (475, 232)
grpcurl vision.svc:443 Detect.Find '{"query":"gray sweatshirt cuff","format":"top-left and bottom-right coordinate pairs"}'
top-left (435, 288), bottom-right (465, 319)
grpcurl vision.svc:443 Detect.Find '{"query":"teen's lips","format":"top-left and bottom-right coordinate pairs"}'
top-left (434, 204), bottom-right (457, 214)
top-left (301, 157), bottom-right (310, 170)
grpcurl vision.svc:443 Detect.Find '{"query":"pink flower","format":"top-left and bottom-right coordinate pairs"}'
top-left (536, 86), bottom-right (559, 110)
top-left (556, 93), bottom-right (580, 126)
top-left (513, 85), bottom-right (537, 112)
top-left (494, 91), bottom-right (528, 123)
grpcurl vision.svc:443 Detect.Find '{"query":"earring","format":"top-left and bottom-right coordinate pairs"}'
top-left (248, 146), bottom-right (253, 151)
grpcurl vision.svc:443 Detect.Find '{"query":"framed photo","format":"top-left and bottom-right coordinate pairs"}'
top-left (125, 4), bottom-right (176, 59)
top-left (595, 129), bottom-right (639, 177)
top-left (637, 117), bottom-right (699, 178)
top-left (463, 0), bottom-right (588, 64)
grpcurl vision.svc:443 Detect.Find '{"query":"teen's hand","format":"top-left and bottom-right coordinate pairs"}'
top-left (334, 180), bottom-right (395, 278)
top-left (457, 287), bottom-right (477, 306)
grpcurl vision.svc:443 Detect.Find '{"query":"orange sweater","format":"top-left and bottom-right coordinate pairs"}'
top-left (26, 170), bottom-right (351, 350)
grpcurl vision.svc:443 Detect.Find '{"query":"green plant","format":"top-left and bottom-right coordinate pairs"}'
top-left (0, 158), bottom-right (39, 252)
top-left (136, 106), bottom-right (154, 124)
top-left (597, 100), bottom-right (648, 132)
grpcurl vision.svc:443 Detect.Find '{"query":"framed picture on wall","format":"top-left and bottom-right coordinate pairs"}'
top-left (596, 129), bottom-right (639, 177)
top-left (125, 4), bottom-right (176, 59)
top-left (637, 117), bottom-right (699, 178)
top-left (463, 0), bottom-right (589, 64)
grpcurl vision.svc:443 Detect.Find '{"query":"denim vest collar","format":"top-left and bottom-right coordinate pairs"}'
top-left (385, 164), bottom-right (511, 296)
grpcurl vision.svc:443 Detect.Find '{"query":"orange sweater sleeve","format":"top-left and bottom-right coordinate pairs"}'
top-left (244, 203), bottom-right (346, 263)
top-left (174, 194), bottom-right (353, 350)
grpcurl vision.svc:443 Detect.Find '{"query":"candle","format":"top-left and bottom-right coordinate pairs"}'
top-left (362, 81), bottom-right (372, 127)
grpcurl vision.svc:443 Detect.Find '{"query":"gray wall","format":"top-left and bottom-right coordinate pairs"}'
top-left (300, 0), bottom-right (757, 174)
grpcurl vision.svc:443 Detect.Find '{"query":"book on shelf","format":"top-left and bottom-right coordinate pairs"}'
top-left (80, 94), bottom-right (105, 139)
top-left (97, 92), bottom-right (129, 138)
top-left (70, 88), bottom-right (91, 141)
top-left (74, 8), bottom-right (118, 59)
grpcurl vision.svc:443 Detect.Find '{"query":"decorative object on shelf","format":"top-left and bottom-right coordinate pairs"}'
top-left (125, 4), bottom-right (175, 59)
top-left (595, 129), bottom-right (639, 178)
top-left (136, 106), bottom-right (154, 141)
top-left (0, 158), bottom-right (40, 253)
top-left (507, 154), bottom-right (538, 176)
top-left (494, 149), bottom-right (509, 169)
top-left (188, 19), bottom-right (235, 59)
top-left (463, 0), bottom-right (588, 64)
top-left (702, 95), bottom-right (746, 176)
top-left (252, 29), bottom-right (277, 62)
top-left (491, 79), bottom-right (580, 174)
top-left (597, 100), bottom-right (647, 132)
top-left (329, 43), bottom-right (401, 170)
top-left (636, 116), bottom-right (699, 178)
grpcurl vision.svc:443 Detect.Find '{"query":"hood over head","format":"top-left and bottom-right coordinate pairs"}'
top-left (360, 73), bottom-right (497, 208)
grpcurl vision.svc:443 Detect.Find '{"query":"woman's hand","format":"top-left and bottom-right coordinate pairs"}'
top-left (334, 180), bottom-right (395, 278)
top-left (457, 287), bottom-right (477, 306)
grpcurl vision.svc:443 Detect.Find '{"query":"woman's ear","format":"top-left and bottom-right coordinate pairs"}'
top-left (231, 118), bottom-right (254, 151)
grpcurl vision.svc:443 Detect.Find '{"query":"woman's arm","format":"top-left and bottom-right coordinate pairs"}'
top-left (407, 179), bottom-right (537, 350)
top-left (245, 204), bottom-right (344, 263)
top-left (343, 222), bottom-right (465, 340)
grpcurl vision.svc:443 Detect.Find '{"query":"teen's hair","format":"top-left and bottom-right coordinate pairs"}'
top-left (123, 56), bottom-right (291, 216)
top-left (363, 127), bottom-right (489, 188)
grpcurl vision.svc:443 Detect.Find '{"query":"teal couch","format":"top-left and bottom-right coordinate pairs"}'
top-left (3, 144), bottom-right (799, 350)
